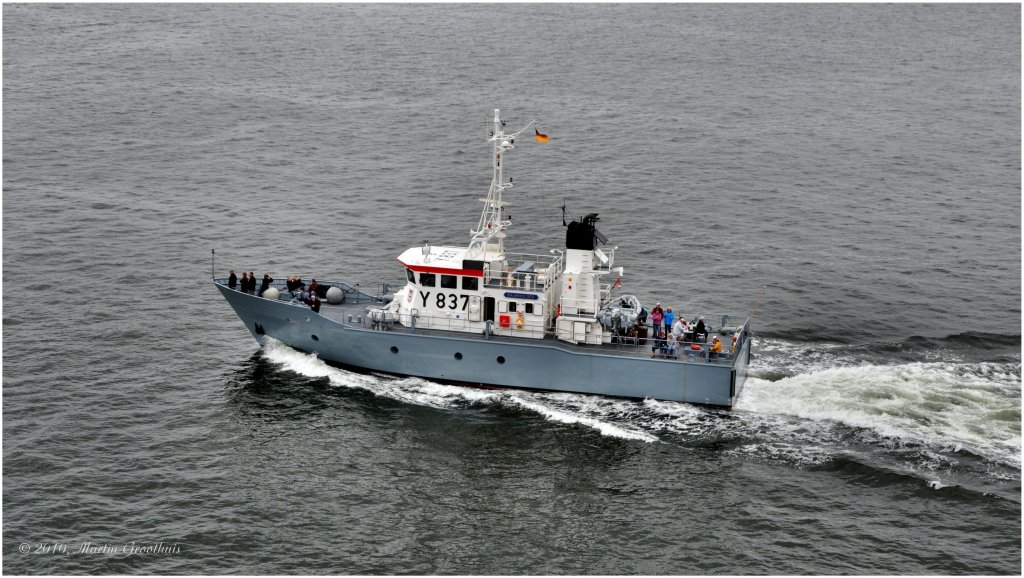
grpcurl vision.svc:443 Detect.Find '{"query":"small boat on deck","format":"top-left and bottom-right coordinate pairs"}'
top-left (214, 110), bottom-right (752, 407)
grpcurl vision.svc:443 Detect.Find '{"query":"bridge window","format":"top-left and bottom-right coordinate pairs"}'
top-left (525, 303), bottom-right (534, 314)
top-left (462, 277), bottom-right (478, 291)
top-left (419, 273), bottom-right (435, 287)
top-left (406, 269), bottom-right (415, 282)
top-left (441, 274), bottom-right (457, 289)
top-left (508, 302), bottom-right (517, 312)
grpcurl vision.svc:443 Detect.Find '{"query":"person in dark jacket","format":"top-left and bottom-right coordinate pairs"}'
top-left (286, 276), bottom-right (305, 292)
top-left (309, 293), bottom-right (321, 313)
top-left (693, 316), bottom-right (707, 343)
top-left (247, 272), bottom-right (257, 293)
top-left (259, 274), bottom-right (273, 296)
top-left (651, 330), bottom-right (667, 358)
top-left (228, 270), bottom-right (238, 289)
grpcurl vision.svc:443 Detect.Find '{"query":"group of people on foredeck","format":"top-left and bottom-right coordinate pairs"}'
top-left (229, 271), bottom-right (275, 296)
top-left (228, 270), bottom-right (263, 295)
top-left (285, 276), bottom-right (323, 311)
top-left (227, 271), bottom-right (323, 312)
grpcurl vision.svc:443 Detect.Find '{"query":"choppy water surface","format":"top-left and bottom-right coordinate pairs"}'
top-left (3, 4), bottom-right (1020, 575)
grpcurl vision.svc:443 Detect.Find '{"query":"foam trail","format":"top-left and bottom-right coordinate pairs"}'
top-left (736, 362), bottom-right (1021, 469)
top-left (260, 338), bottom-right (1020, 478)
top-left (260, 338), bottom-right (380, 390)
top-left (258, 339), bottom-right (656, 442)
top-left (506, 394), bottom-right (659, 443)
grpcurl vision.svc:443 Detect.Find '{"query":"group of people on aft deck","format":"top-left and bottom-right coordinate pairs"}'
top-left (624, 302), bottom-right (736, 360)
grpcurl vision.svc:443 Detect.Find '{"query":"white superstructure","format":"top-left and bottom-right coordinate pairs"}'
top-left (387, 109), bottom-right (623, 344)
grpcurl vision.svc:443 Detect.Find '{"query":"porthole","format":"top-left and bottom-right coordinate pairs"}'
top-left (390, 346), bottom-right (399, 354)
top-left (311, 335), bottom-right (319, 341)
top-left (496, 355), bottom-right (505, 364)
top-left (454, 352), bottom-right (463, 360)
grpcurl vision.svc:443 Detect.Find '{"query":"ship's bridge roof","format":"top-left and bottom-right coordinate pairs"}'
top-left (396, 245), bottom-right (501, 277)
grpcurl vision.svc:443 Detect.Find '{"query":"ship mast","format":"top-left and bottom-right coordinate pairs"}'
top-left (467, 109), bottom-right (534, 259)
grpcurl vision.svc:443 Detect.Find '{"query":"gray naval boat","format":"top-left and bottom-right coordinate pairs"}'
top-left (215, 110), bottom-right (752, 407)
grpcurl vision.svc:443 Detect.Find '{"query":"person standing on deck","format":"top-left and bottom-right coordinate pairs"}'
top-left (664, 307), bottom-right (675, 337)
top-left (247, 272), bottom-right (257, 294)
top-left (228, 270), bottom-right (238, 289)
top-left (259, 274), bottom-right (273, 296)
top-left (650, 303), bottom-right (664, 339)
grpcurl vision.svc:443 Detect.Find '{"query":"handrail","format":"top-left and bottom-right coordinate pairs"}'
top-left (216, 277), bottom-right (748, 364)
top-left (214, 277), bottom-right (385, 304)
top-left (352, 307), bottom-right (741, 364)
top-left (481, 252), bottom-right (564, 291)
top-left (558, 295), bottom-right (599, 316)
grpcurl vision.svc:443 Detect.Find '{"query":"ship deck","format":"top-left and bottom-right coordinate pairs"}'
top-left (217, 278), bottom-right (747, 367)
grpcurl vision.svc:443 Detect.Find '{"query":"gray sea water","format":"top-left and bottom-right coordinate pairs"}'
top-left (3, 3), bottom-right (1020, 575)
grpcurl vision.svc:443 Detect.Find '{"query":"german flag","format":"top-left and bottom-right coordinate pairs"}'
top-left (534, 128), bottom-right (550, 143)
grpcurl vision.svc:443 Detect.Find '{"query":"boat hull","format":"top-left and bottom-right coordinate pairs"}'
top-left (216, 282), bottom-right (750, 407)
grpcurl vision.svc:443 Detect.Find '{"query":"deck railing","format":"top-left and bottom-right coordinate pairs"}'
top-left (348, 305), bottom-right (748, 365)
top-left (483, 252), bottom-right (564, 292)
top-left (216, 277), bottom-right (750, 364)
top-left (216, 277), bottom-right (385, 305)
